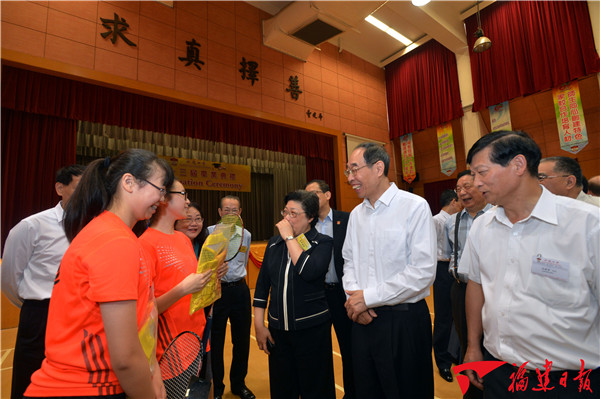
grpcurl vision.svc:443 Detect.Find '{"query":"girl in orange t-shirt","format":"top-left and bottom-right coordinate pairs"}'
top-left (25, 149), bottom-right (174, 399)
top-left (139, 180), bottom-right (227, 398)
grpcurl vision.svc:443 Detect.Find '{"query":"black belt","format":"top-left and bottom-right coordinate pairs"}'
top-left (221, 279), bottom-right (245, 287)
top-left (324, 282), bottom-right (340, 289)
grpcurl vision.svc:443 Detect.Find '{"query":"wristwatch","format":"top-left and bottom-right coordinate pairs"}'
top-left (285, 235), bottom-right (294, 241)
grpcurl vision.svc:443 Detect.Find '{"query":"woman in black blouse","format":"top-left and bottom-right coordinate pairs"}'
top-left (253, 190), bottom-right (335, 399)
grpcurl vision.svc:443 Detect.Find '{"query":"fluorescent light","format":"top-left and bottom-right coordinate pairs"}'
top-left (412, 0), bottom-right (431, 6)
top-left (365, 15), bottom-right (413, 46)
top-left (387, 28), bottom-right (413, 46)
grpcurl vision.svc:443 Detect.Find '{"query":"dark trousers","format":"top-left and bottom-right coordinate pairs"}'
top-left (483, 361), bottom-right (599, 399)
top-left (211, 280), bottom-right (251, 396)
top-left (324, 283), bottom-right (355, 399)
top-left (352, 300), bottom-right (434, 399)
top-left (12, 299), bottom-right (50, 399)
top-left (451, 280), bottom-right (483, 399)
top-left (433, 260), bottom-right (454, 370)
top-left (268, 323), bottom-right (335, 399)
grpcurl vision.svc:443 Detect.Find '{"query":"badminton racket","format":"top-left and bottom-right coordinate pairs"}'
top-left (159, 331), bottom-right (203, 399)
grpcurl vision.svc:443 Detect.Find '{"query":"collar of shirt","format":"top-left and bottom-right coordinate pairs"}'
top-left (53, 202), bottom-right (66, 225)
top-left (491, 186), bottom-right (557, 228)
top-left (459, 203), bottom-right (492, 221)
top-left (361, 182), bottom-right (398, 211)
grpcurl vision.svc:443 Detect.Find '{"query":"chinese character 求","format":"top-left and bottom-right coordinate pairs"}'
top-left (100, 13), bottom-right (136, 47)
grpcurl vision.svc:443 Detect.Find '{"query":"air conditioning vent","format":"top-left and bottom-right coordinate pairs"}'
top-left (291, 19), bottom-right (343, 46)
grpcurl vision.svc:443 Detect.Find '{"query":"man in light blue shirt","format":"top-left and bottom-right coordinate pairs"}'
top-left (208, 196), bottom-right (255, 399)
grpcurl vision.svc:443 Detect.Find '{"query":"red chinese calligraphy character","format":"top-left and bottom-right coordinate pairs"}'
top-left (532, 359), bottom-right (555, 392)
top-left (211, 172), bottom-right (217, 178)
top-left (558, 99), bottom-right (566, 106)
top-left (573, 359), bottom-right (593, 393)
top-left (572, 115), bottom-right (580, 121)
top-left (229, 173), bottom-right (236, 180)
top-left (559, 105), bottom-right (567, 112)
top-left (190, 170), bottom-right (198, 178)
top-left (557, 93), bottom-right (565, 100)
top-left (220, 172), bottom-right (226, 179)
top-left (509, 362), bottom-right (529, 392)
top-left (571, 108), bottom-right (579, 115)
top-left (562, 124), bottom-right (570, 130)
top-left (575, 134), bottom-right (583, 140)
top-left (567, 90), bottom-right (576, 97)
top-left (573, 121), bottom-right (581, 127)
top-left (201, 171), bottom-right (208, 178)
top-left (560, 371), bottom-right (568, 388)
top-left (180, 168), bottom-right (187, 177)
top-left (573, 127), bottom-right (581, 134)
top-left (561, 117), bottom-right (569, 124)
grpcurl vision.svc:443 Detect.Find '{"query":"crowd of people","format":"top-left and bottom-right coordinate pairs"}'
top-left (1, 130), bottom-right (599, 399)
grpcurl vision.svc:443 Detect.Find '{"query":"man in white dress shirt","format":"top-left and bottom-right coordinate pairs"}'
top-left (342, 143), bottom-right (437, 398)
top-left (461, 131), bottom-right (599, 397)
top-left (538, 156), bottom-right (600, 207)
top-left (2, 164), bottom-right (84, 399)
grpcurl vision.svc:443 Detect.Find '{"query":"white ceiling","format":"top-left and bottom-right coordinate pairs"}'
top-left (247, 1), bottom-right (495, 67)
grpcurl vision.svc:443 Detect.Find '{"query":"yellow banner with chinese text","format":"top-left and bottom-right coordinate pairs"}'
top-left (161, 157), bottom-right (251, 192)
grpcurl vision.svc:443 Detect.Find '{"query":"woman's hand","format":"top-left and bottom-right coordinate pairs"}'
top-left (275, 219), bottom-right (294, 240)
top-left (151, 364), bottom-right (166, 399)
top-left (255, 324), bottom-right (274, 355)
top-left (216, 261), bottom-right (229, 280)
top-left (179, 270), bottom-right (212, 295)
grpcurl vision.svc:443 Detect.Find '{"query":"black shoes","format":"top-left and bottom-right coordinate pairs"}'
top-left (439, 368), bottom-right (454, 382)
top-left (232, 385), bottom-right (256, 399)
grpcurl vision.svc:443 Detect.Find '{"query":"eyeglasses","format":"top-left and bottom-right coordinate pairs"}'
top-left (183, 217), bottom-right (203, 224)
top-left (456, 184), bottom-right (474, 193)
top-left (168, 190), bottom-right (187, 200)
top-left (143, 179), bottom-right (166, 198)
top-left (221, 208), bottom-right (240, 214)
top-left (344, 164), bottom-right (370, 177)
top-left (281, 209), bottom-right (306, 218)
top-left (538, 174), bottom-right (570, 181)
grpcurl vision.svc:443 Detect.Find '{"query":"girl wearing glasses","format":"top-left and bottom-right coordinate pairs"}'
top-left (25, 149), bottom-right (173, 399)
top-left (139, 180), bottom-right (227, 399)
top-left (253, 190), bottom-right (335, 399)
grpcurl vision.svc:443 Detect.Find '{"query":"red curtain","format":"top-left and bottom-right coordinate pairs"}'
top-left (1, 109), bottom-right (76, 247)
top-left (385, 40), bottom-right (464, 139)
top-left (1, 66), bottom-right (336, 241)
top-left (466, 1), bottom-right (600, 112)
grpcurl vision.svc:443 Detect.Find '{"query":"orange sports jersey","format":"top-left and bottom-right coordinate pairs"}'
top-left (25, 211), bottom-right (156, 397)
top-left (139, 228), bottom-right (207, 360)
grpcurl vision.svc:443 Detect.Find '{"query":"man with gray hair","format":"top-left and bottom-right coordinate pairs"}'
top-left (538, 156), bottom-right (600, 206)
top-left (343, 143), bottom-right (436, 398)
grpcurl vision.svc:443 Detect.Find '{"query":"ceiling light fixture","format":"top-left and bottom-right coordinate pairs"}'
top-left (365, 15), bottom-right (413, 46)
top-left (473, 0), bottom-right (492, 53)
top-left (411, 0), bottom-right (431, 6)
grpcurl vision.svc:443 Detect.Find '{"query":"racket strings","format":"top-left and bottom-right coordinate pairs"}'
top-left (160, 332), bottom-right (203, 399)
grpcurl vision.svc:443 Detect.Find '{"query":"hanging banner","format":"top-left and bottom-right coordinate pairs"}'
top-left (400, 133), bottom-right (416, 184)
top-left (161, 156), bottom-right (251, 192)
top-left (436, 123), bottom-right (457, 177)
top-left (553, 81), bottom-right (588, 154)
top-left (489, 101), bottom-right (512, 132)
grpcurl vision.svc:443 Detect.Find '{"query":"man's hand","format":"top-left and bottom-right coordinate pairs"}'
top-left (345, 289), bottom-right (368, 321)
top-left (464, 346), bottom-right (484, 390)
top-left (355, 309), bottom-right (378, 325)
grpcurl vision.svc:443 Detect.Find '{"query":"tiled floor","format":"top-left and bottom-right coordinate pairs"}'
top-left (0, 293), bottom-right (463, 399)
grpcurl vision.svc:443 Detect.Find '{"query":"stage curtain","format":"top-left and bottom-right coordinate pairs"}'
top-left (1, 109), bottom-right (76, 248)
top-left (465, 0), bottom-right (600, 112)
top-left (385, 40), bottom-right (464, 139)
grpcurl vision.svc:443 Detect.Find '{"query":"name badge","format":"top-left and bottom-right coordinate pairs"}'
top-left (239, 246), bottom-right (247, 253)
top-left (296, 234), bottom-right (312, 251)
top-left (531, 254), bottom-right (569, 282)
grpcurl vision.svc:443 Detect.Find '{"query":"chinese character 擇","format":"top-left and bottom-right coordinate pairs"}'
top-left (239, 57), bottom-right (259, 86)
top-left (100, 13), bottom-right (136, 47)
top-left (179, 38), bottom-right (205, 71)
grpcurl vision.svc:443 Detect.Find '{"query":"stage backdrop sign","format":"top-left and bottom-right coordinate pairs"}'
top-left (553, 81), bottom-right (588, 154)
top-left (400, 133), bottom-right (416, 184)
top-left (162, 156), bottom-right (251, 192)
top-left (489, 101), bottom-right (512, 132)
top-left (436, 123), bottom-right (457, 177)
